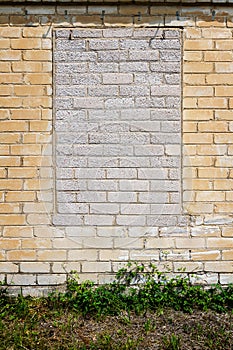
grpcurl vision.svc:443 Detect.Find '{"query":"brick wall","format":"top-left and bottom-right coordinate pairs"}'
top-left (0, 3), bottom-right (233, 294)
top-left (54, 28), bottom-right (182, 228)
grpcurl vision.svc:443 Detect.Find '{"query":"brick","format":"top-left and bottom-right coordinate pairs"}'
top-left (12, 62), bottom-right (42, 73)
top-left (10, 145), bottom-right (41, 156)
top-left (183, 133), bottom-right (213, 144)
top-left (183, 98), bottom-right (198, 108)
top-left (220, 274), bottom-right (233, 284)
top-left (0, 145), bottom-right (9, 155)
top-left (198, 121), bottom-right (228, 132)
top-left (198, 98), bottom-right (227, 109)
top-left (145, 238), bottom-right (175, 249)
top-left (0, 39), bottom-right (10, 49)
top-left (222, 250), bottom-right (233, 260)
top-left (222, 227), bottom-right (233, 237)
top-left (205, 51), bottom-right (233, 61)
top-left (185, 203), bottom-right (214, 215)
top-left (226, 192), bottom-right (233, 201)
top-left (82, 237), bottom-right (113, 249)
top-left (99, 249), bottom-right (129, 261)
top-left (174, 262), bottom-right (203, 273)
top-left (7, 250), bottom-right (36, 261)
top-left (20, 262), bottom-right (50, 273)
top-left (202, 28), bottom-right (232, 38)
top-left (103, 73), bottom-right (133, 85)
top-left (0, 262), bottom-right (18, 273)
top-left (0, 203), bottom-right (20, 214)
top-left (11, 38), bottom-right (41, 49)
top-left (37, 274), bottom-right (66, 286)
top-left (184, 86), bottom-right (213, 97)
top-left (197, 145), bottom-right (227, 155)
top-left (84, 215), bottom-right (114, 226)
top-left (207, 237), bottom-right (233, 249)
top-left (8, 167), bottom-right (38, 178)
top-left (129, 250), bottom-right (159, 261)
top-left (0, 121), bottom-right (28, 132)
top-left (3, 226), bottom-right (32, 238)
top-left (5, 191), bottom-right (36, 202)
top-left (196, 191), bottom-right (225, 202)
top-left (183, 110), bottom-right (213, 121)
top-left (175, 238), bottom-right (206, 249)
top-left (14, 85), bottom-right (44, 96)
top-left (0, 238), bottom-right (20, 249)
top-left (0, 179), bottom-right (22, 190)
top-left (196, 17), bottom-right (225, 28)
top-left (0, 73), bottom-right (23, 84)
top-left (215, 203), bottom-right (233, 213)
top-left (192, 249), bottom-right (220, 260)
top-left (184, 51), bottom-right (202, 61)
top-left (0, 97), bottom-right (22, 108)
top-left (229, 99), bottom-right (233, 109)
top-left (184, 62), bottom-right (214, 74)
top-left (215, 40), bottom-right (233, 50)
top-left (0, 168), bottom-right (6, 178)
top-left (214, 133), bottom-right (233, 144)
top-left (206, 74), bottom-right (233, 85)
top-left (183, 74), bottom-right (205, 85)
top-left (23, 96), bottom-right (51, 108)
top-left (0, 50), bottom-right (21, 61)
top-left (23, 156), bottom-right (52, 167)
top-left (114, 237), bottom-right (143, 249)
top-left (215, 62), bottom-right (233, 73)
top-left (25, 73), bottom-right (52, 85)
top-left (198, 167), bottom-right (228, 178)
top-left (0, 133), bottom-right (20, 144)
top-left (102, 15), bottom-right (131, 26)
top-left (22, 238), bottom-right (51, 249)
top-left (119, 5), bottom-right (148, 15)
top-left (68, 249), bottom-right (98, 261)
top-left (66, 226), bottom-right (96, 237)
top-left (22, 27), bottom-right (52, 38)
top-left (117, 215), bottom-right (146, 226)
top-left (215, 86), bottom-right (233, 97)
top-left (0, 85), bottom-right (12, 96)
top-left (184, 179), bottom-right (212, 190)
top-left (52, 262), bottom-right (80, 274)
top-left (38, 250), bottom-right (66, 261)
top-left (0, 27), bottom-right (21, 38)
top-left (90, 203), bottom-right (119, 214)
top-left (29, 121), bottom-right (50, 131)
top-left (0, 62), bottom-right (11, 72)
top-left (205, 262), bottom-right (233, 273)
top-left (82, 261), bottom-right (111, 273)
top-left (23, 50), bottom-right (52, 61)
top-left (184, 40), bottom-right (213, 50)
top-left (184, 155), bottom-right (213, 167)
top-left (183, 122), bottom-right (197, 132)
top-left (26, 214), bottom-right (51, 225)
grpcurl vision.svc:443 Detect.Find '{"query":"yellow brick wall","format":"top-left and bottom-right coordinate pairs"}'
top-left (0, 4), bottom-right (233, 294)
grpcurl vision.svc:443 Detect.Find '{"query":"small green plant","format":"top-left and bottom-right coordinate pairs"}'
top-left (0, 262), bottom-right (233, 349)
top-left (144, 318), bottom-right (156, 333)
top-left (46, 262), bottom-right (233, 317)
top-left (163, 333), bottom-right (181, 350)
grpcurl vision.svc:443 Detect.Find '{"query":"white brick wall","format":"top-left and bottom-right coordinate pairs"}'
top-left (53, 28), bottom-right (182, 228)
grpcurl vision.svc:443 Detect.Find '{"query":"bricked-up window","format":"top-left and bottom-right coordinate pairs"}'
top-left (53, 28), bottom-right (182, 227)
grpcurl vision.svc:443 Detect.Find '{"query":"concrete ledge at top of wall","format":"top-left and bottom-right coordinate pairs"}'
top-left (0, 0), bottom-right (231, 3)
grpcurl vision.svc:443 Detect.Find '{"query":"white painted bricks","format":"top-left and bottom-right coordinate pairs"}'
top-left (54, 28), bottom-right (182, 227)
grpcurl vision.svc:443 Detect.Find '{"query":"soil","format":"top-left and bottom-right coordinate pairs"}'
top-left (29, 309), bottom-right (233, 349)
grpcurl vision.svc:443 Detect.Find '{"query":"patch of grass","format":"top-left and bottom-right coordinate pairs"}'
top-left (0, 262), bottom-right (232, 349)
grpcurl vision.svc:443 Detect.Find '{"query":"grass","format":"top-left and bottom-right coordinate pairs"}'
top-left (0, 262), bottom-right (232, 349)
